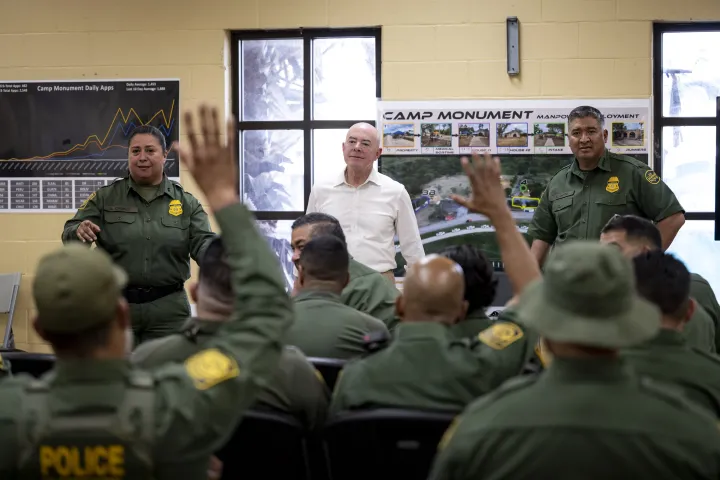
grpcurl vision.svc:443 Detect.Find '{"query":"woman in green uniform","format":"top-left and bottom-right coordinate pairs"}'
top-left (61, 125), bottom-right (215, 345)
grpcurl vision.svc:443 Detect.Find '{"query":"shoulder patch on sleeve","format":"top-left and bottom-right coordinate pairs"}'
top-left (644, 169), bottom-right (660, 185)
top-left (478, 322), bottom-right (524, 350)
top-left (184, 348), bottom-right (240, 391)
top-left (78, 192), bottom-right (96, 210)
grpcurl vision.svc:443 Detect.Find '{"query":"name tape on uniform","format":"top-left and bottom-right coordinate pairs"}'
top-left (184, 348), bottom-right (240, 391)
top-left (478, 322), bottom-right (524, 350)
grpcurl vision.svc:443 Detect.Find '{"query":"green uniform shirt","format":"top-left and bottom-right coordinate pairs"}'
top-left (287, 290), bottom-right (390, 360)
top-left (430, 357), bottom-right (720, 480)
top-left (131, 318), bottom-right (330, 430)
top-left (691, 273), bottom-right (720, 351)
top-left (61, 176), bottom-right (215, 287)
top-left (528, 150), bottom-right (684, 246)
top-left (330, 320), bottom-right (534, 415)
top-left (622, 329), bottom-right (720, 417)
top-left (343, 257), bottom-right (399, 326)
top-left (0, 202), bottom-right (293, 477)
top-left (450, 311), bottom-right (493, 340)
top-left (683, 303), bottom-right (717, 353)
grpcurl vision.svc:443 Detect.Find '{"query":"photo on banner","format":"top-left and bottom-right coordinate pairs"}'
top-left (376, 99), bottom-right (653, 276)
top-left (0, 79), bottom-right (180, 212)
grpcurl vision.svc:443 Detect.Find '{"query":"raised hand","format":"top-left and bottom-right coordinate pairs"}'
top-left (450, 152), bottom-right (508, 218)
top-left (173, 105), bottom-right (239, 211)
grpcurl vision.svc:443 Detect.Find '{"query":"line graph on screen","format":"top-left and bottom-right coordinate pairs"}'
top-left (5, 100), bottom-right (176, 162)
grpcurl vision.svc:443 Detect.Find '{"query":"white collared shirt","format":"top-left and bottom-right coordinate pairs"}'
top-left (307, 168), bottom-right (425, 272)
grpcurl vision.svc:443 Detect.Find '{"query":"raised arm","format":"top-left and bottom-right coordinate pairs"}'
top-left (155, 105), bottom-right (293, 461)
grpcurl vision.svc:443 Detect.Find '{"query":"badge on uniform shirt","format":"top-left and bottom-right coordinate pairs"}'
top-left (79, 192), bottom-right (96, 210)
top-left (184, 348), bottom-right (240, 390)
top-left (478, 322), bottom-right (524, 350)
top-left (168, 199), bottom-right (183, 216)
top-left (605, 176), bottom-right (619, 193)
top-left (644, 170), bottom-right (660, 185)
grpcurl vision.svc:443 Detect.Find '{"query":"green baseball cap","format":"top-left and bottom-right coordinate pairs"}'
top-left (33, 245), bottom-right (127, 333)
top-left (516, 241), bottom-right (660, 348)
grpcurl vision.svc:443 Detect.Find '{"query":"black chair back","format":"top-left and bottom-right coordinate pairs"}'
top-left (215, 409), bottom-right (310, 480)
top-left (308, 357), bottom-right (346, 390)
top-left (322, 408), bottom-right (457, 480)
top-left (2, 352), bottom-right (55, 377)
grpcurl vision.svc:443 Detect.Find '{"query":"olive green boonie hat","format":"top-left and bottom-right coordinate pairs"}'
top-left (516, 241), bottom-right (660, 348)
top-left (33, 245), bottom-right (128, 333)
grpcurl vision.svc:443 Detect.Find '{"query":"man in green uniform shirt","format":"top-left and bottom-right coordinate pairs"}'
top-left (331, 254), bottom-right (534, 415)
top-left (430, 242), bottom-right (720, 480)
top-left (287, 235), bottom-right (389, 359)
top-left (132, 237), bottom-right (329, 430)
top-left (61, 125), bottom-right (216, 345)
top-left (600, 214), bottom-right (718, 352)
top-left (439, 245), bottom-right (497, 339)
top-left (0, 106), bottom-right (294, 478)
top-left (622, 250), bottom-right (720, 416)
top-left (528, 105), bottom-right (685, 266)
top-left (291, 213), bottom-right (399, 327)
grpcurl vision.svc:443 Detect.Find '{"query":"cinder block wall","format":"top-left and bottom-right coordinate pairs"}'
top-left (1, 0), bottom-right (717, 352)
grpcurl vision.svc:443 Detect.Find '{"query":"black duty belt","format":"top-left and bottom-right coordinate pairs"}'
top-left (123, 283), bottom-right (184, 304)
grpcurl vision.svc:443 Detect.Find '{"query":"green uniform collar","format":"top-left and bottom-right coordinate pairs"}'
top-left (393, 321), bottom-right (449, 341)
top-left (294, 289), bottom-right (343, 303)
top-left (52, 359), bottom-right (131, 384)
top-left (182, 316), bottom-right (224, 335)
top-left (644, 328), bottom-right (686, 347)
top-left (570, 149), bottom-right (612, 178)
top-left (126, 174), bottom-right (179, 201)
top-left (542, 357), bottom-right (627, 384)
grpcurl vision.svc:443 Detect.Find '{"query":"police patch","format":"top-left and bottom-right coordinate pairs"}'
top-left (168, 199), bottom-right (183, 216)
top-left (644, 170), bottom-right (660, 185)
top-left (605, 176), bottom-right (619, 193)
top-left (184, 348), bottom-right (239, 390)
top-left (478, 322), bottom-right (524, 350)
top-left (79, 192), bottom-right (96, 210)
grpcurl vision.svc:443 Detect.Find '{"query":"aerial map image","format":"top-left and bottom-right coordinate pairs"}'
top-left (381, 152), bottom-right (649, 273)
top-left (381, 154), bottom-right (573, 272)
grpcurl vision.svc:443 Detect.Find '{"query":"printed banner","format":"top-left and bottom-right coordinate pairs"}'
top-left (378, 99), bottom-right (652, 275)
top-left (377, 99), bottom-right (651, 156)
top-left (0, 79), bottom-right (180, 212)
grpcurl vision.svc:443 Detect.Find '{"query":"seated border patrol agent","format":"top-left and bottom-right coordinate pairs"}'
top-left (132, 237), bottom-right (329, 431)
top-left (0, 105), bottom-right (293, 479)
top-left (622, 250), bottom-right (720, 417)
top-left (438, 244), bottom-right (497, 339)
top-left (600, 214), bottom-right (718, 353)
top-left (291, 213), bottom-right (399, 326)
top-left (430, 242), bottom-right (720, 480)
top-left (331, 254), bottom-right (534, 414)
top-left (287, 235), bottom-right (389, 360)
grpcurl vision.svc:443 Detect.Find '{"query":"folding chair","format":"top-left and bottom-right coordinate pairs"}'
top-left (322, 408), bottom-right (457, 480)
top-left (308, 357), bottom-right (346, 391)
top-left (0, 273), bottom-right (21, 350)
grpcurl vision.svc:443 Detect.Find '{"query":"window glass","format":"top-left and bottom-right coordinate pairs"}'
top-left (661, 126), bottom-right (716, 212)
top-left (666, 220), bottom-right (720, 296)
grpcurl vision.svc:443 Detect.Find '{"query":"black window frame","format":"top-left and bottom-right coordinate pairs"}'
top-left (652, 22), bottom-right (720, 225)
top-left (230, 27), bottom-right (382, 222)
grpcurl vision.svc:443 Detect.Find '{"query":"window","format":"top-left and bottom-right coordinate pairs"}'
top-left (653, 23), bottom-right (720, 287)
top-left (232, 28), bottom-right (381, 289)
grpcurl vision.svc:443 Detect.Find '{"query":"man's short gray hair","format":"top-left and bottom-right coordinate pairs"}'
top-left (568, 106), bottom-right (605, 127)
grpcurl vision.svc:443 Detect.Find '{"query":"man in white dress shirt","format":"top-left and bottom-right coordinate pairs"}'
top-left (307, 122), bottom-right (424, 283)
